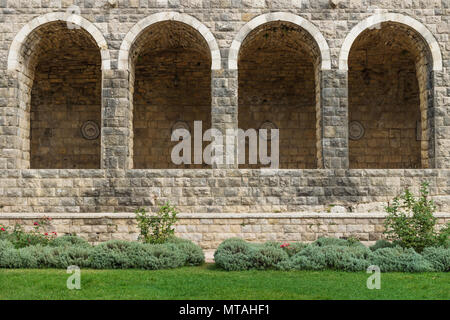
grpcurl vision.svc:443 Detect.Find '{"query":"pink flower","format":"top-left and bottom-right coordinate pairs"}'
top-left (280, 242), bottom-right (290, 248)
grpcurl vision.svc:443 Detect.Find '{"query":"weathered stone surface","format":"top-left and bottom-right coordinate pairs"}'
top-left (0, 3), bottom-right (449, 249)
top-left (1, 212), bottom-right (447, 249)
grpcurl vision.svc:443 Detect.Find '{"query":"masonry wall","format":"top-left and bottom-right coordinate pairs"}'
top-left (238, 22), bottom-right (318, 169)
top-left (0, 1), bottom-right (447, 171)
top-left (0, 169), bottom-right (450, 214)
top-left (133, 49), bottom-right (211, 169)
top-left (30, 27), bottom-right (102, 169)
top-left (0, 1), bottom-right (449, 248)
top-left (349, 24), bottom-right (425, 169)
top-left (0, 212), bottom-right (449, 249)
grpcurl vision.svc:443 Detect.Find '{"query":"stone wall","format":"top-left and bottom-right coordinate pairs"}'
top-left (30, 23), bottom-right (102, 169)
top-left (0, 212), bottom-right (448, 250)
top-left (0, 2), bottom-right (447, 170)
top-left (0, 1), bottom-right (449, 249)
top-left (1, 169), bottom-right (450, 214)
top-left (349, 23), bottom-right (426, 169)
top-left (238, 21), bottom-right (318, 169)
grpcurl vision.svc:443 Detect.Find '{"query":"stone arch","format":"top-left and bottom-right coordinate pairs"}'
top-left (118, 12), bottom-right (221, 71)
top-left (125, 15), bottom-right (214, 169)
top-left (339, 13), bottom-right (443, 72)
top-left (6, 13), bottom-right (108, 169)
top-left (7, 12), bottom-right (111, 72)
top-left (237, 18), bottom-right (326, 169)
top-left (346, 17), bottom-right (437, 168)
top-left (228, 12), bottom-right (331, 71)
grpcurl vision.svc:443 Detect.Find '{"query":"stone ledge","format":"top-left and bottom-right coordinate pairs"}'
top-left (1, 212), bottom-right (449, 219)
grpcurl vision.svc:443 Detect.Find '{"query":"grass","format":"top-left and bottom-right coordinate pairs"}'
top-left (0, 264), bottom-right (449, 300)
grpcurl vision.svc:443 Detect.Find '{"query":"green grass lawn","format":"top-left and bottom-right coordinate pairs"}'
top-left (0, 264), bottom-right (448, 300)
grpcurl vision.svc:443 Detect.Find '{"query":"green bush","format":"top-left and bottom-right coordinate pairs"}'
top-left (167, 237), bottom-right (205, 266)
top-left (88, 240), bottom-right (198, 270)
top-left (384, 182), bottom-right (448, 252)
top-left (277, 245), bottom-right (370, 272)
top-left (0, 249), bottom-right (22, 268)
top-left (214, 238), bottom-right (255, 271)
top-left (281, 242), bottom-right (308, 257)
top-left (312, 237), bottom-right (364, 248)
top-left (369, 240), bottom-right (398, 251)
top-left (135, 202), bottom-right (178, 244)
top-left (0, 237), bottom-right (203, 270)
top-left (215, 238), bottom-right (449, 272)
top-left (89, 240), bottom-right (148, 269)
top-left (0, 239), bottom-right (14, 252)
top-left (49, 235), bottom-right (91, 248)
top-left (250, 244), bottom-right (289, 270)
top-left (421, 247), bottom-right (450, 272)
top-left (47, 246), bottom-right (94, 269)
top-left (368, 247), bottom-right (434, 272)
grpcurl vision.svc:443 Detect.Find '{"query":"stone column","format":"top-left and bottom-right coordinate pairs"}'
top-left (0, 70), bottom-right (30, 169)
top-left (211, 69), bottom-right (238, 169)
top-left (434, 70), bottom-right (450, 168)
top-left (101, 69), bottom-right (133, 169)
top-left (321, 69), bottom-right (349, 169)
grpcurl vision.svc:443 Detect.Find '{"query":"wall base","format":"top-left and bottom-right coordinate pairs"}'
top-left (1, 212), bottom-right (449, 250)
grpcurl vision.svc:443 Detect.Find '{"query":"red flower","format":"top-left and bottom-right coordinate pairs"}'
top-left (280, 242), bottom-right (290, 248)
top-left (34, 222), bottom-right (39, 226)
top-left (45, 233), bottom-right (48, 236)
top-left (1, 228), bottom-right (5, 231)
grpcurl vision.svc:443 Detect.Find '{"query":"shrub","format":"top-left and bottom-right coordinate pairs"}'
top-left (214, 238), bottom-right (254, 271)
top-left (312, 237), bottom-right (364, 248)
top-left (0, 236), bottom-right (204, 270)
top-left (144, 243), bottom-right (186, 269)
top-left (368, 247), bottom-right (434, 272)
top-left (280, 242), bottom-right (308, 257)
top-left (278, 245), bottom-right (370, 272)
top-left (135, 202), bottom-right (178, 244)
top-left (421, 247), bottom-right (450, 272)
top-left (384, 182), bottom-right (448, 252)
top-left (250, 244), bottom-right (289, 270)
top-left (49, 235), bottom-right (90, 248)
top-left (437, 223), bottom-right (450, 248)
top-left (1, 218), bottom-right (57, 249)
top-left (47, 246), bottom-right (94, 269)
top-left (166, 237), bottom-right (205, 266)
top-left (89, 240), bottom-right (146, 269)
top-left (88, 240), bottom-right (197, 270)
top-left (369, 240), bottom-right (398, 251)
top-left (0, 239), bottom-right (14, 252)
top-left (0, 249), bottom-right (22, 268)
top-left (215, 239), bottom-right (372, 272)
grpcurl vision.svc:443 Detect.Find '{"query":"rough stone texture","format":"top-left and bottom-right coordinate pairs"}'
top-left (0, 1), bottom-right (447, 170)
top-left (0, 169), bottom-right (450, 213)
top-left (349, 23), bottom-right (430, 169)
top-left (30, 23), bottom-right (102, 169)
top-left (0, 1), bottom-right (449, 248)
top-left (0, 213), bottom-right (448, 249)
top-left (133, 21), bottom-right (212, 169)
top-left (238, 21), bottom-right (318, 169)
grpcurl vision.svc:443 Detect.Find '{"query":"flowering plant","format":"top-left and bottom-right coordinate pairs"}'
top-left (1, 217), bottom-right (57, 248)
